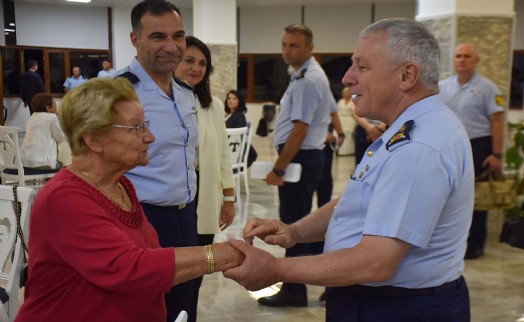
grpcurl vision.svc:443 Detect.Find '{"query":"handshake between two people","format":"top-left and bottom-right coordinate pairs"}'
top-left (219, 218), bottom-right (298, 291)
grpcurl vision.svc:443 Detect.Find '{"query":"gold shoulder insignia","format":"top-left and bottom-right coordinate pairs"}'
top-left (295, 68), bottom-right (308, 80)
top-left (386, 120), bottom-right (414, 151)
top-left (495, 95), bottom-right (504, 106)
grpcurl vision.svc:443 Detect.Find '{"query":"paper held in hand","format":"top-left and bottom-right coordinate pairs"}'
top-left (250, 161), bottom-right (302, 183)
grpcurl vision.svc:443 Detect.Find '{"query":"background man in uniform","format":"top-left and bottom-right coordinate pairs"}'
top-left (97, 59), bottom-right (116, 78)
top-left (20, 60), bottom-right (45, 115)
top-left (225, 18), bottom-right (473, 322)
top-left (63, 66), bottom-right (86, 92)
top-left (117, 1), bottom-right (199, 321)
top-left (258, 24), bottom-right (333, 307)
top-left (439, 43), bottom-right (505, 260)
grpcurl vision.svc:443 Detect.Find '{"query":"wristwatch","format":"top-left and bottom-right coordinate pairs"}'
top-left (223, 195), bottom-right (236, 203)
top-left (272, 168), bottom-right (286, 177)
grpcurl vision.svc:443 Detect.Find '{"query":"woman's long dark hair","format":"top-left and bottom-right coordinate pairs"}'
top-left (224, 90), bottom-right (248, 114)
top-left (186, 36), bottom-right (213, 108)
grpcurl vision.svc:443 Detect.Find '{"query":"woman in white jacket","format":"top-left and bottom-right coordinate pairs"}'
top-left (20, 93), bottom-right (66, 169)
top-left (175, 36), bottom-right (236, 244)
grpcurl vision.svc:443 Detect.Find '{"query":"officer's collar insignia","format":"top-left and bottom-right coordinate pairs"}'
top-left (386, 120), bottom-right (414, 151)
top-left (295, 68), bottom-right (307, 80)
top-left (495, 95), bottom-right (504, 106)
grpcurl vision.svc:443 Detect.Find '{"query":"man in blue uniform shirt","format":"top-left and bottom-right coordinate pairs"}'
top-left (225, 18), bottom-right (474, 322)
top-left (439, 43), bottom-right (505, 260)
top-left (116, 1), bottom-right (199, 321)
top-left (258, 24), bottom-right (333, 307)
top-left (63, 66), bottom-right (86, 92)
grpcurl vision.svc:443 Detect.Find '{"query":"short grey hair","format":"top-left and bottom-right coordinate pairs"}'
top-left (359, 18), bottom-right (440, 90)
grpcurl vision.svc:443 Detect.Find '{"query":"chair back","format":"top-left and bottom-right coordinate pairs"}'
top-left (226, 127), bottom-right (249, 171)
top-left (244, 122), bottom-right (254, 168)
top-left (0, 185), bottom-right (34, 321)
top-left (0, 126), bottom-right (57, 188)
top-left (0, 127), bottom-right (22, 182)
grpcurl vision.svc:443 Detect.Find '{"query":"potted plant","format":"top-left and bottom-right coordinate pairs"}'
top-left (500, 122), bottom-right (524, 249)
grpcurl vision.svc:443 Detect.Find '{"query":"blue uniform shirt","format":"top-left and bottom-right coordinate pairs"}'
top-left (439, 72), bottom-right (504, 139)
top-left (273, 57), bottom-right (334, 150)
top-left (324, 95), bottom-right (474, 288)
top-left (97, 69), bottom-right (116, 78)
top-left (119, 58), bottom-right (198, 206)
top-left (63, 76), bottom-right (86, 91)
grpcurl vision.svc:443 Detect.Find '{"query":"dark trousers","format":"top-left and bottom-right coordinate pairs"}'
top-left (277, 147), bottom-right (324, 293)
top-left (141, 202), bottom-right (199, 322)
top-left (310, 143), bottom-right (334, 255)
top-left (470, 136), bottom-right (493, 250)
top-left (354, 125), bottom-right (371, 166)
top-left (326, 276), bottom-right (470, 322)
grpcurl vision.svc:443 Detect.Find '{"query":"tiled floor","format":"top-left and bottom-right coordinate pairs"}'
top-left (198, 135), bottom-right (524, 322)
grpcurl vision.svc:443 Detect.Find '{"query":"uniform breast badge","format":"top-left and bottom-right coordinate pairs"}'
top-left (386, 120), bottom-right (414, 151)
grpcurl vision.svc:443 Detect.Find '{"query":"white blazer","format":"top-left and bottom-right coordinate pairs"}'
top-left (196, 96), bottom-right (235, 234)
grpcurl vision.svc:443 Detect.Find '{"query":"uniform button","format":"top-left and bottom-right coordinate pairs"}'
top-left (359, 172), bottom-right (364, 179)
top-left (367, 150), bottom-right (373, 157)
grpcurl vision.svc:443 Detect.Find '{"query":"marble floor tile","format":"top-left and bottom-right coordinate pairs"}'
top-left (197, 135), bottom-right (524, 322)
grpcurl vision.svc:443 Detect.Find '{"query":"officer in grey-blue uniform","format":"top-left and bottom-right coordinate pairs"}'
top-left (116, 2), bottom-right (199, 322)
top-left (439, 43), bottom-right (505, 260)
top-left (223, 19), bottom-right (474, 322)
top-left (258, 24), bottom-right (332, 307)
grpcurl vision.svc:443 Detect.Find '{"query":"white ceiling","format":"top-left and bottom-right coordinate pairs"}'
top-left (17, 0), bottom-right (414, 9)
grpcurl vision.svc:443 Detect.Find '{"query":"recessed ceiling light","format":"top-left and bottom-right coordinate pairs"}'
top-left (67, 0), bottom-right (91, 3)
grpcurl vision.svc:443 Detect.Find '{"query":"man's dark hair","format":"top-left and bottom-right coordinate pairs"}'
top-left (27, 60), bottom-right (38, 70)
top-left (284, 24), bottom-right (313, 46)
top-left (186, 36), bottom-right (214, 109)
top-left (131, 0), bottom-right (182, 34)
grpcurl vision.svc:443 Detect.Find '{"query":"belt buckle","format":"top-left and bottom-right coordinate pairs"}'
top-left (178, 203), bottom-right (187, 210)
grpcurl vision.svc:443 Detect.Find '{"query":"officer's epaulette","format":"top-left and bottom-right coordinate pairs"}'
top-left (116, 71), bottom-right (140, 84)
top-left (173, 76), bottom-right (193, 91)
top-left (295, 68), bottom-right (307, 80)
top-left (386, 120), bottom-right (414, 151)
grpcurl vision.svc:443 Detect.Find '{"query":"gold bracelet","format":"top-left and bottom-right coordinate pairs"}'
top-left (204, 244), bottom-right (215, 274)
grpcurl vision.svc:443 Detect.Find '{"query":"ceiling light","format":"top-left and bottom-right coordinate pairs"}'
top-left (67, 0), bottom-right (91, 3)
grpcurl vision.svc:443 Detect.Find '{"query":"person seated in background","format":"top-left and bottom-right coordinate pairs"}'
top-left (20, 93), bottom-right (65, 170)
top-left (225, 90), bottom-right (248, 128)
top-left (224, 89), bottom-right (258, 167)
top-left (63, 66), bottom-right (86, 93)
top-left (15, 78), bottom-right (244, 322)
top-left (97, 59), bottom-right (116, 78)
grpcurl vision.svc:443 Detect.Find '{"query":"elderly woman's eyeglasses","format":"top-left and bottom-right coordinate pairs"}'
top-left (112, 120), bottom-right (150, 136)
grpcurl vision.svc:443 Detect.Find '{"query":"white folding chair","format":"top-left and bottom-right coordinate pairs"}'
top-left (0, 126), bottom-right (57, 190)
top-left (0, 185), bottom-right (35, 322)
top-left (243, 122), bottom-right (254, 197)
top-left (226, 127), bottom-right (249, 204)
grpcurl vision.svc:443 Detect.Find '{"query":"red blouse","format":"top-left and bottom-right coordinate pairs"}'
top-left (15, 169), bottom-right (175, 322)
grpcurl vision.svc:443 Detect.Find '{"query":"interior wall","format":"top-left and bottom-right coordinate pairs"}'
top-left (239, 2), bottom-right (417, 54)
top-left (239, 6), bottom-right (302, 53)
top-left (15, 2), bottom-right (108, 49)
top-left (304, 4), bottom-right (371, 53)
